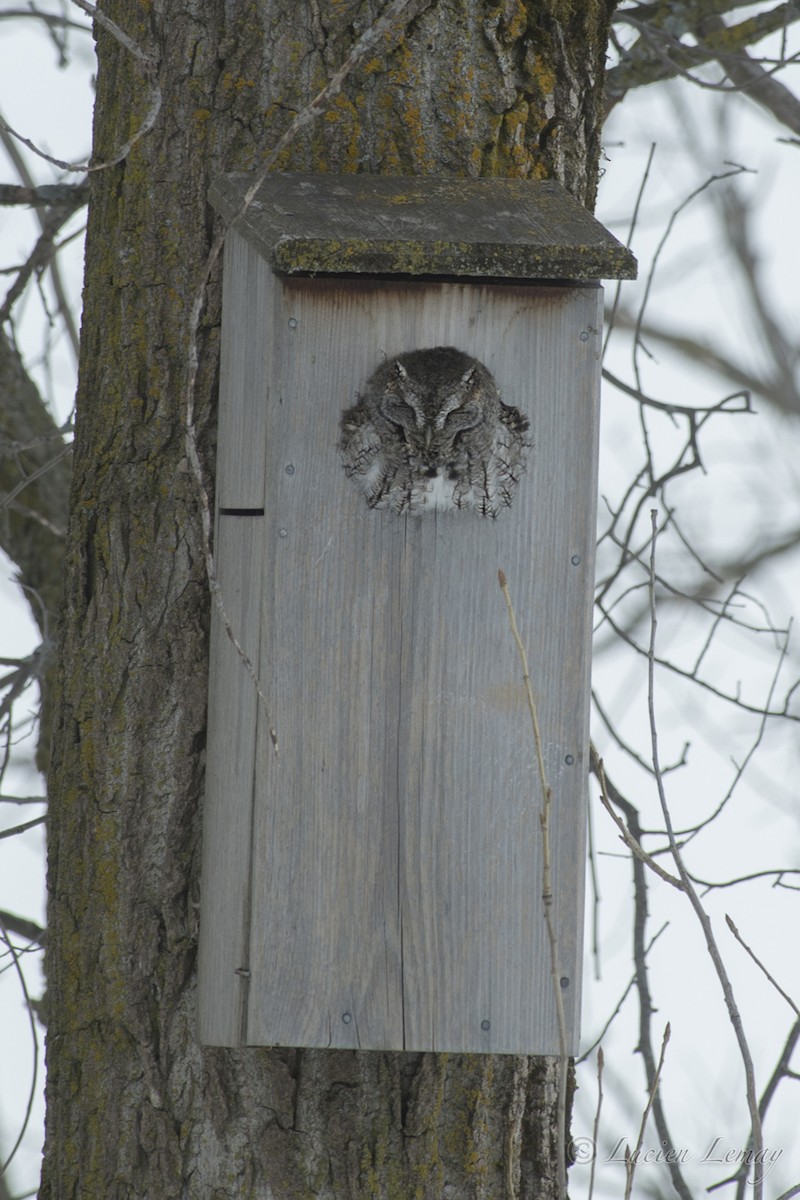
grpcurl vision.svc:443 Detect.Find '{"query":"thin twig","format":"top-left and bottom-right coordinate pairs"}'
top-left (588, 1047), bottom-right (603, 1200)
top-left (624, 1023), bottom-right (671, 1200)
top-left (602, 366), bottom-right (752, 417)
top-left (602, 141), bottom-right (655, 359)
top-left (0, 816), bottom-right (46, 841)
top-left (0, 3), bottom-right (160, 174)
top-left (498, 568), bottom-right (569, 1200)
top-left (0, 204), bottom-right (83, 327)
top-left (646, 509), bottom-right (764, 1200)
top-left (578, 922), bottom-right (669, 1063)
top-left (70, 0), bottom-right (152, 63)
top-left (0, 122), bottom-right (82, 357)
top-left (595, 762), bottom-right (683, 890)
top-left (0, 914), bottom-right (40, 1177)
top-left (586, 789), bottom-right (601, 979)
top-left (773, 1185), bottom-right (800, 1200)
top-left (596, 600), bottom-right (799, 722)
top-left (726, 916), bottom-right (800, 1017)
top-left (591, 746), bottom-right (694, 1200)
top-left (632, 164), bottom-right (755, 396)
top-left (0, 445), bottom-right (73, 511)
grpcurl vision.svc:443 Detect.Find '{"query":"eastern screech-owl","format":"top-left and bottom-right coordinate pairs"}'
top-left (338, 347), bottom-right (531, 516)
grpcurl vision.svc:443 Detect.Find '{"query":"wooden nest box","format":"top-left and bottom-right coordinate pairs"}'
top-left (198, 173), bottom-right (636, 1054)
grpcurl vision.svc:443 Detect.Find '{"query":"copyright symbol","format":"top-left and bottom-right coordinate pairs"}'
top-left (569, 1135), bottom-right (597, 1164)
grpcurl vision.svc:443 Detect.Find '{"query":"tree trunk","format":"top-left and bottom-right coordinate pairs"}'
top-left (42, 2), bottom-right (612, 1196)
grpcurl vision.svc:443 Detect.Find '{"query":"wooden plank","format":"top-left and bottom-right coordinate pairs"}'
top-left (209, 173), bottom-right (637, 282)
top-left (196, 513), bottom-right (264, 1045)
top-left (215, 231), bottom-right (270, 510)
top-left (246, 284), bottom-right (404, 1050)
top-left (243, 278), bottom-right (599, 1053)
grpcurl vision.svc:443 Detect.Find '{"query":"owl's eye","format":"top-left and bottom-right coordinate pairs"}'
top-left (444, 402), bottom-right (484, 434)
top-left (380, 397), bottom-right (419, 431)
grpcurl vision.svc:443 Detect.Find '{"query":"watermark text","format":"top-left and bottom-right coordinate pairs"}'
top-left (569, 1135), bottom-right (783, 1185)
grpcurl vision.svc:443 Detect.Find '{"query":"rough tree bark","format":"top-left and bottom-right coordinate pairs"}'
top-left (41, 2), bottom-right (614, 1196)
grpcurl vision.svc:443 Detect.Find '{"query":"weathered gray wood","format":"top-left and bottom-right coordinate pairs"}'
top-left (215, 231), bottom-right (270, 509)
top-left (234, 278), bottom-right (599, 1053)
top-left (197, 513), bottom-right (263, 1045)
top-left (209, 173), bottom-right (637, 282)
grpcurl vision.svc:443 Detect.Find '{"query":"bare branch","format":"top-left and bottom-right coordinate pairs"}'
top-left (0, 909), bottom-right (44, 947)
top-left (578, 922), bottom-right (670, 1063)
top-left (0, 3), bottom-right (160, 175)
top-left (596, 600), bottom-right (798, 721)
top-left (70, 0), bottom-right (154, 66)
top-left (0, 815), bottom-right (46, 841)
top-left (689, 867), bottom-right (800, 890)
top-left (646, 509), bottom-right (764, 1200)
top-left (624, 1023), bottom-right (671, 1200)
top-left (0, 914), bottom-right (41, 1178)
top-left (0, 205), bottom-right (83, 327)
top-left (726, 915), bottom-right (800, 1017)
top-left (697, 9), bottom-right (800, 134)
top-left (0, 7), bottom-right (89, 35)
top-left (590, 747), bottom-right (692, 1200)
top-left (602, 365), bottom-right (753, 417)
top-left (607, 5), bottom-right (800, 125)
top-left (609, 309), bottom-right (799, 417)
top-left (0, 182), bottom-right (90, 207)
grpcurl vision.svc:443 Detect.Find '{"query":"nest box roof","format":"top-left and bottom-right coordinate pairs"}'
top-left (209, 172), bottom-right (637, 283)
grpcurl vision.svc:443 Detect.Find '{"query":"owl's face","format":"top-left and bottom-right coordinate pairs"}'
top-left (378, 356), bottom-right (487, 486)
top-left (339, 346), bottom-right (530, 516)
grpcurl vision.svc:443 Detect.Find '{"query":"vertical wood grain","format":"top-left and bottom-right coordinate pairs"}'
top-left (215, 232), bottom-right (270, 510)
top-left (196, 520), bottom-right (264, 1044)
top-left (236, 278), bottom-right (600, 1053)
